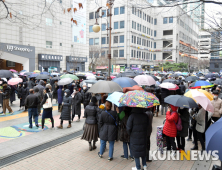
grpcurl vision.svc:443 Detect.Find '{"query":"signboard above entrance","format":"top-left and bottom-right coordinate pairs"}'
top-left (38, 54), bottom-right (63, 61)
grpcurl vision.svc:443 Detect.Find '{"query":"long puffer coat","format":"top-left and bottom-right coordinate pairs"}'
top-left (52, 83), bottom-right (59, 99)
top-left (10, 85), bottom-right (16, 103)
top-left (160, 88), bottom-right (170, 105)
top-left (21, 82), bottom-right (29, 106)
top-left (99, 109), bottom-right (118, 141)
top-left (177, 108), bottom-right (189, 137)
top-left (17, 82), bottom-right (23, 99)
top-left (163, 105), bottom-right (179, 137)
top-left (57, 86), bottom-right (64, 104)
top-left (60, 89), bottom-right (72, 121)
top-left (81, 89), bottom-right (91, 105)
top-left (126, 108), bottom-right (149, 158)
top-left (71, 92), bottom-right (82, 116)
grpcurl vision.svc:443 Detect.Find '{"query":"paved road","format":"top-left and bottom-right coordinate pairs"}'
top-left (0, 102), bottom-right (220, 170)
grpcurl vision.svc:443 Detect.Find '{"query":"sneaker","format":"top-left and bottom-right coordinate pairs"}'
top-left (36, 124), bottom-right (39, 128)
top-left (187, 138), bottom-right (192, 141)
top-left (121, 155), bottom-right (124, 158)
top-left (108, 157), bottom-right (113, 161)
top-left (129, 156), bottom-right (134, 161)
top-left (98, 152), bottom-right (102, 158)
top-left (132, 167), bottom-right (137, 170)
top-left (0, 113), bottom-right (6, 116)
top-left (18, 108), bottom-right (22, 111)
top-left (143, 166), bottom-right (147, 170)
top-left (29, 126), bottom-right (32, 129)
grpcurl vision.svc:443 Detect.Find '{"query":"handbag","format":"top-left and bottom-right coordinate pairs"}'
top-left (43, 93), bottom-right (52, 109)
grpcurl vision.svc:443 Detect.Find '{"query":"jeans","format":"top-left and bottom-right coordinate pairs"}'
top-left (100, 139), bottom-right (115, 158)
top-left (134, 157), bottom-right (147, 170)
top-left (28, 108), bottom-right (38, 128)
top-left (123, 142), bottom-right (131, 159)
top-left (161, 103), bottom-right (168, 115)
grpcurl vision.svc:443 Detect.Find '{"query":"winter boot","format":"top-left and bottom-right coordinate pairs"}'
top-left (76, 118), bottom-right (80, 122)
top-left (89, 142), bottom-right (92, 151)
top-left (57, 125), bottom-right (63, 129)
top-left (92, 141), bottom-right (97, 150)
top-left (67, 124), bottom-right (72, 128)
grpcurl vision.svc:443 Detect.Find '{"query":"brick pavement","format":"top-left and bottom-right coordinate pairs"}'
top-left (2, 114), bottom-right (210, 170)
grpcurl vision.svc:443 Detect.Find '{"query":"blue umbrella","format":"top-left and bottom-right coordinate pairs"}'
top-left (206, 117), bottom-right (222, 161)
top-left (107, 92), bottom-right (125, 107)
top-left (112, 77), bottom-right (138, 88)
top-left (40, 72), bottom-right (49, 75)
top-left (29, 74), bottom-right (39, 78)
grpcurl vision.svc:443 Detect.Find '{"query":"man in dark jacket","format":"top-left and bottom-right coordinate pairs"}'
top-left (34, 80), bottom-right (45, 99)
top-left (127, 108), bottom-right (149, 170)
top-left (28, 78), bottom-right (35, 89)
top-left (160, 88), bottom-right (170, 115)
top-left (81, 84), bottom-right (91, 109)
top-left (33, 87), bottom-right (42, 116)
top-left (25, 89), bottom-right (40, 128)
top-left (0, 83), bottom-right (13, 115)
top-left (71, 87), bottom-right (82, 122)
top-left (98, 101), bottom-right (118, 161)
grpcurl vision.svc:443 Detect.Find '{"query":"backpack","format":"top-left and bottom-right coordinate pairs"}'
top-left (171, 111), bottom-right (182, 131)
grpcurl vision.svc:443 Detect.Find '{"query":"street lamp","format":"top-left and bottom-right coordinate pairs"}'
top-left (93, 1), bottom-right (114, 80)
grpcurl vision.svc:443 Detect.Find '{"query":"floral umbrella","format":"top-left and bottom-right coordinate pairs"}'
top-left (119, 90), bottom-right (160, 108)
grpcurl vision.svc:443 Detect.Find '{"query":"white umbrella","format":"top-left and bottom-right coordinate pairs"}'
top-left (159, 82), bottom-right (179, 90)
top-left (133, 75), bottom-right (156, 86)
top-left (58, 78), bottom-right (73, 86)
top-left (87, 76), bottom-right (96, 80)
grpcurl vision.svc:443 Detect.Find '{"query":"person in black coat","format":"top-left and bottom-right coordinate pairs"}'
top-left (126, 107), bottom-right (149, 170)
top-left (98, 101), bottom-right (118, 161)
top-left (160, 88), bottom-right (170, 115)
top-left (21, 82), bottom-right (29, 111)
top-left (57, 89), bottom-right (72, 129)
top-left (179, 82), bottom-right (186, 95)
top-left (17, 82), bottom-right (23, 111)
top-left (9, 85), bottom-right (16, 105)
top-left (81, 84), bottom-right (91, 109)
top-left (52, 81), bottom-right (59, 102)
top-left (81, 97), bottom-right (100, 151)
top-left (71, 87), bottom-right (82, 122)
top-left (154, 87), bottom-right (161, 117)
top-left (34, 87), bottom-right (42, 116)
top-left (176, 108), bottom-right (189, 151)
top-left (28, 78), bottom-right (35, 89)
top-left (145, 108), bottom-right (153, 162)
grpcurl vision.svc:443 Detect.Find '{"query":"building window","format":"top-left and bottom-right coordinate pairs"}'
top-left (102, 23), bottom-right (106, 31)
top-left (113, 50), bottom-right (118, 57)
top-left (151, 30), bottom-right (153, 36)
top-left (163, 30), bottom-right (173, 35)
top-left (163, 17), bottom-right (168, 24)
top-left (114, 36), bottom-right (118, 43)
top-left (114, 22), bottom-right (118, 29)
top-left (153, 54), bottom-right (156, 60)
top-left (120, 35), bottom-right (124, 43)
top-left (132, 7), bottom-right (134, 14)
top-left (46, 18), bottom-right (52, 26)
top-left (89, 25), bottom-right (93, 32)
top-left (132, 35), bottom-right (134, 43)
top-left (89, 12), bottom-right (94, 19)
top-left (94, 38), bottom-right (99, 45)
top-left (71, 45), bottom-right (73, 48)
top-left (60, 43), bottom-right (62, 46)
top-left (107, 37), bottom-right (109, 44)
top-left (151, 42), bottom-right (152, 48)
top-left (140, 11), bottom-right (142, 18)
top-left (215, 63), bottom-right (219, 68)
top-left (154, 18), bottom-right (157, 25)
top-left (101, 37), bottom-right (106, 44)
top-left (60, 21), bottom-right (62, 25)
top-left (119, 50), bottom-right (124, 57)
top-left (95, 12), bottom-right (99, 19)
top-left (154, 30), bottom-right (157, 37)
top-left (46, 41), bottom-right (52, 48)
top-left (134, 36), bottom-right (136, 44)
top-left (132, 21), bottom-right (134, 29)
top-left (120, 6), bottom-right (125, 14)
top-left (154, 42), bottom-right (156, 48)
top-left (131, 50), bottom-right (134, 57)
top-left (169, 17), bottom-right (173, 23)
top-left (137, 23), bottom-right (139, 31)
top-left (151, 17), bottom-right (153, 24)
top-left (89, 38), bottom-right (94, 45)
top-left (6, 61), bottom-right (15, 67)
top-left (114, 7), bottom-right (119, 15)
top-left (102, 10), bottom-right (106, 17)
top-left (120, 21), bottom-right (125, 28)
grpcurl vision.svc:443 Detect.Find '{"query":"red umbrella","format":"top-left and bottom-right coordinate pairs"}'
top-left (8, 78), bottom-right (23, 85)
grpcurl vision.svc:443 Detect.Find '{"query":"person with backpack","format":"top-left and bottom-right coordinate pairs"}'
top-left (176, 107), bottom-right (189, 152)
top-left (163, 105), bottom-right (179, 152)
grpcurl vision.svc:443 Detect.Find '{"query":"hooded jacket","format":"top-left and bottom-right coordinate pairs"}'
top-left (34, 80), bottom-right (45, 98)
top-left (17, 82), bottom-right (23, 98)
top-left (28, 79), bottom-right (35, 89)
top-left (21, 82), bottom-right (29, 106)
top-left (60, 89), bottom-right (72, 120)
top-left (163, 105), bottom-right (179, 137)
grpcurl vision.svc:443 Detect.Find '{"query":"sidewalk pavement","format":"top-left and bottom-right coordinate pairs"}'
top-left (1, 111), bottom-right (220, 170)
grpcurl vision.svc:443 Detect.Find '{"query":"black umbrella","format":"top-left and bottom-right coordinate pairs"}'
top-left (205, 73), bottom-right (216, 79)
top-left (212, 79), bottom-right (222, 85)
top-left (163, 79), bottom-right (179, 84)
top-left (24, 72), bottom-right (33, 76)
top-left (0, 70), bottom-right (13, 78)
top-left (96, 76), bottom-right (104, 80)
top-left (164, 95), bottom-right (198, 108)
top-left (76, 74), bottom-right (87, 80)
top-left (148, 75), bottom-right (159, 81)
top-left (52, 77), bottom-right (60, 81)
top-left (117, 71), bottom-right (139, 78)
top-left (36, 74), bottom-right (50, 80)
top-left (169, 74), bottom-right (179, 78)
top-left (185, 76), bottom-right (199, 82)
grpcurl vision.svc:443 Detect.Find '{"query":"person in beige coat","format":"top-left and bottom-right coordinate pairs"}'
top-left (211, 90), bottom-right (222, 122)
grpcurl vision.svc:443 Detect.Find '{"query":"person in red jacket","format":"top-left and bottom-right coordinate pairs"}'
top-left (163, 104), bottom-right (179, 152)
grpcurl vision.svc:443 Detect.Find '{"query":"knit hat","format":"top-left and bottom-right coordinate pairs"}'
top-left (91, 96), bottom-right (98, 104)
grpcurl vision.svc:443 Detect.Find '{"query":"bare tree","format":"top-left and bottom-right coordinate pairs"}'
top-left (198, 59), bottom-right (210, 72)
top-left (89, 46), bottom-right (106, 72)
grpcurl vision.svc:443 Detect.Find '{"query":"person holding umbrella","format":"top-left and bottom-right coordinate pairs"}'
top-left (71, 87), bottom-right (82, 122)
top-left (211, 90), bottom-right (222, 122)
top-left (0, 82), bottom-right (13, 115)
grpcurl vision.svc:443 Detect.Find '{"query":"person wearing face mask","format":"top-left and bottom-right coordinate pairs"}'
top-left (71, 88), bottom-right (82, 122)
top-left (21, 82), bottom-right (29, 111)
top-left (17, 82), bottom-right (23, 111)
top-left (81, 84), bottom-right (91, 109)
top-left (0, 82), bottom-right (13, 115)
top-left (211, 90), bottom-right (222, 122)
top-left (176, 107), bottom-right (189, 152)
top-left (57, 89), bottom-right (72, 129)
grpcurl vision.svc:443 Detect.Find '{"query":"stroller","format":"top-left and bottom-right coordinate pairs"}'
top-left (156, 120), bottom-right (167, 153)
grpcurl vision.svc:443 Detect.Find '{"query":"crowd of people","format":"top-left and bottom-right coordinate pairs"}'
top-left (0, 72), bottom-right (221, 170)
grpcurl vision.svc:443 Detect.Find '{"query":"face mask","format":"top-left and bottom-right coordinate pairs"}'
top-left (74, 90), bottom-right (76, 93)
top-left (83, 87), bottom-right (86, 90)
top-left (23, 85), bottom-right (25, 87)
top-left (213, 96), bottom-right (218, 100)
top-left (64, 93), bottom-right (67, 96)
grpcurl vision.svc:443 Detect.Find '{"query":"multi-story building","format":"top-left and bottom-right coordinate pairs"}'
top-left (88, 0), bottom-right (199, 71)
top-left (198, 31), bottom-right (211, 59)
top-left (0, 0), bottom-right (89, 72)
